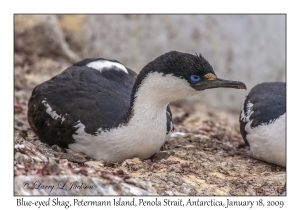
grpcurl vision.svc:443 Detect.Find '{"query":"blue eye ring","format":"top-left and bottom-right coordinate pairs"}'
top-left (190, 75), bottom-right (201, 83)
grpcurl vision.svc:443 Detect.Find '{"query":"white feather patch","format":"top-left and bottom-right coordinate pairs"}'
top-left (86, 60), bottom-right (128, 74)
top-left (240, 98), bottom-right (254, 123)
top-left (42, 99), bottom-right (67, 124)
top-left (42, 99), bottom-right (61, 120)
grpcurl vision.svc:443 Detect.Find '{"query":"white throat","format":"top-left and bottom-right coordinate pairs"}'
top-left (132, 72), bottom-right (197, 119)
top-left (68, 72), bottom-right (197, 162)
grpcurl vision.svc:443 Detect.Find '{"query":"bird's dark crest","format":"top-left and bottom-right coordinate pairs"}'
top-left (195, 52), bottom-right (202, 61)
top-left (194, 52), bottom-right (214, 73)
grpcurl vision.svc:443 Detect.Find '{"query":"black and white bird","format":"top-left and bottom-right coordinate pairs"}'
top-left (239, 82), bottom-right (286, 167)
top-left (28, 51), bottom-right (246, 162)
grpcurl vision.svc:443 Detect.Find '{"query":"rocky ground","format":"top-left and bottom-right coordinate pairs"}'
top-left (14, 52), bottom-right (286, 196)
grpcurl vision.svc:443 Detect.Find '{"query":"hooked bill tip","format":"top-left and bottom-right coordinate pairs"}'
top-left (238, 82), bottom-right (247, 90)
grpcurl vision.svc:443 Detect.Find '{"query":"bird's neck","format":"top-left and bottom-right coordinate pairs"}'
top-left (121, 71), bottom-right (197, 126)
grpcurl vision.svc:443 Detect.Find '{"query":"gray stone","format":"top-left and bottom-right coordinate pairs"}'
top-left (83, 15), bottom-right (285, 111)
top-left (14, 15), bottom-right (80, 62)
top-left (14, 15), bottom-right (285, 111)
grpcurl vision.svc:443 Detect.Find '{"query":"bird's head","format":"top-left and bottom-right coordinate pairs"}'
top-left (133, 51), bottom-right (246, 102)
top-left (158, 51), bottom-right (246, 89)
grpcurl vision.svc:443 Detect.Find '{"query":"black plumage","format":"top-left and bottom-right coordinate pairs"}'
top-left (28, 58), bottom-right (173, 148)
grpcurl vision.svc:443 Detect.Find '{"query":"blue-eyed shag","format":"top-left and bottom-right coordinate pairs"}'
top-left (28, 51), bottom-right (246, 162)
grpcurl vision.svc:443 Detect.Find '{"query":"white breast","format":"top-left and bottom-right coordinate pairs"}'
top-left (245, 113), bottom-right (286, 167)
top-left (67, 72), bottom-right (198, 162)
top-left (68, 117), bottom-right (167, 162)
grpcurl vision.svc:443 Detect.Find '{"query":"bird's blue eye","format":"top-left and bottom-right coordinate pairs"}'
top-left (190, 75), bottom-right (201, 82)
